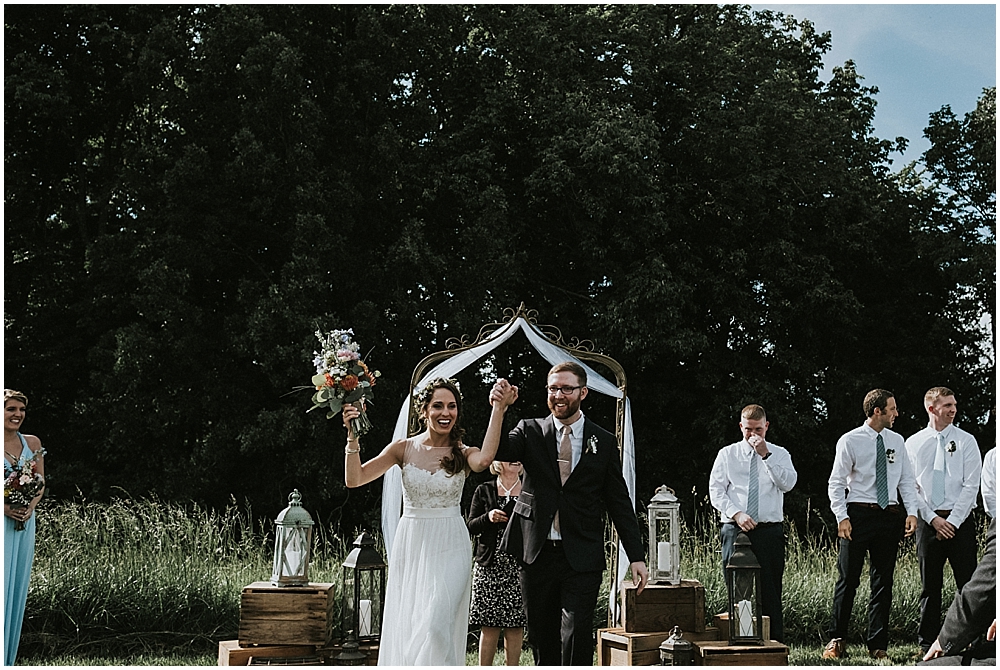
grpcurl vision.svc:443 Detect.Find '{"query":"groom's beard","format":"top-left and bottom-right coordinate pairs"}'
top-left (548, 395), bottom-right (582, 421)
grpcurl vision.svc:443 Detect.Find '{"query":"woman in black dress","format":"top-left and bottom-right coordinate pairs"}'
top-left (467, 460), bottom-right (526, 665)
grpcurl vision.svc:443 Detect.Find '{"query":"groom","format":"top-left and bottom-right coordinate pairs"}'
top-left (491, 362), bottom-right (648, 666)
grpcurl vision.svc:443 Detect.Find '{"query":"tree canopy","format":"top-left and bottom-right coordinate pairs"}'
top-left (5, 5), bottom-right (994, 535)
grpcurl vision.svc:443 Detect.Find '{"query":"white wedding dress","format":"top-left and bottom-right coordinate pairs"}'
top-left (378, 438), bottom-right (471, 666)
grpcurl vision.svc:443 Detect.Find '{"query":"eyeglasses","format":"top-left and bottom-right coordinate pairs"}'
top-left (546, 385), bottom-right (582, 396)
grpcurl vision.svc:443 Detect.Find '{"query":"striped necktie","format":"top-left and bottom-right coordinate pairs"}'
top-left (875, 433), bottom-right (889, 509)
top-left (747, 452), bottom-right (759, 520)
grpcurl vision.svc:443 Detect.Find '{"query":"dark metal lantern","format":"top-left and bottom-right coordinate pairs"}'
top-left (659, 626), bottom-right (694, 665)
top-left (725, 531), bottom-right (764, 645)
top-left (270, 489), bottom-right (315, 587)
top-left (341, 531), bottom-right (387, 644)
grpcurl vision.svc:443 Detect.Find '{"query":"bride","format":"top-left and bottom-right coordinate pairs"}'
top-left (343, 377), bottom-right (517, 665)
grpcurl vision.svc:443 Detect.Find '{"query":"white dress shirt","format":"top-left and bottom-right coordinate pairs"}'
top-left (708, 439), bottom-right (797, 523)
top-left (982, 447), bottom-right (996, 519)
top-left (548, 412), bottom-right (585, 540)
top-left (904, 423), bottom-right (982, 527)
top-left (828, 424), bottom-right (920, 523)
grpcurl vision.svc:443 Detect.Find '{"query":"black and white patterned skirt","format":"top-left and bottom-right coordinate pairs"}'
top-left (469, 524), bottom-right (526, 628)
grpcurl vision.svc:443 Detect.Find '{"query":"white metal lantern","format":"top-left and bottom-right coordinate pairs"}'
top-left (342, 531), bottom-right (387, 644)
top-left (270, 489), bottom-right (315, 587)
top-left (648, 485), bottom-right (681, 584)
top-left (725, 531), bottom-right (764, 645)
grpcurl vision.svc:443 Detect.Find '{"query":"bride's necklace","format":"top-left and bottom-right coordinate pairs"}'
top-left (497, 476), bottom-right (519, 498)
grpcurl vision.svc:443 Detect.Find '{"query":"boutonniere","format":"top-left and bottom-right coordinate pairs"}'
top-left (885, 449), bottom-right (896, 464)
top-left (946, 440), bottom-right (957, 454)
top-left (587, 435), bottom-right (599, 455)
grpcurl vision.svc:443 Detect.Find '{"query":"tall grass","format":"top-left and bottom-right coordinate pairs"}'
top-left (18, 495), bottom-right (983, 664)
top-left (680, 492), bottom-right (966, 646)
top-left (21, 495), bottom-right (350, 659)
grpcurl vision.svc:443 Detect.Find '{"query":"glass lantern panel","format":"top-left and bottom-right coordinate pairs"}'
top-left (732, 571), bottom-right (758, 637)
top-left (357, 569), bottom-right (383, 637)
top-left (342, 568), bottom-right (357, 633)
top-left (281, 528), bottom-right (308, 576)
top-left (653, 512), bottom-right (675, 572)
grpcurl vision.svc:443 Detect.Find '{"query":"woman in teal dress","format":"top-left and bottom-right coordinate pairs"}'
top-left (4, 389), bottom-right (45, 666)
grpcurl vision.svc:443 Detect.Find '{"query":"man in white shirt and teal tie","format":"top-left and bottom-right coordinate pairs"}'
top-left (904, 387), bottom-right (982, 654)
top-left (823, 389), bottom-right (920, 660)
top-left (709, 404), bottom-right (797, 642)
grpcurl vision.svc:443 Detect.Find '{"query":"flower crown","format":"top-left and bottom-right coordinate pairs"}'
top-left (413, 377), bottom-right (463, 410)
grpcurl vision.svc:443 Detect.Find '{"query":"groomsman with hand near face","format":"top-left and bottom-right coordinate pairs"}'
top-left (708, 404), bottom-right (797, 642)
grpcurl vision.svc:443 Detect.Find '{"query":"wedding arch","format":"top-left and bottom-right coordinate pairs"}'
top-left (383, 303), bottom-right (637, 625)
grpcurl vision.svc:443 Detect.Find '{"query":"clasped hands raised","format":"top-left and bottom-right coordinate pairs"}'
top-left (489, 379), bottom-right (519, 408)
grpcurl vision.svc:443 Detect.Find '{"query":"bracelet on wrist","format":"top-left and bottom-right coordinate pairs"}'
top-left (345, 446), bottom-right (361, 454)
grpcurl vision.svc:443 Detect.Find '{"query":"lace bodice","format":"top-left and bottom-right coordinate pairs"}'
top-left (400, 438), bottom-right (467, 509)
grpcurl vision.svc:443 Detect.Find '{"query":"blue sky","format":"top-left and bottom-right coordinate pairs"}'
top-left (751, 4), bottom-right (996, 169)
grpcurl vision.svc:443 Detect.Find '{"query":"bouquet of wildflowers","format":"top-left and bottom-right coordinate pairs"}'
top-left (307, 329), bottom-right (380, 437)
top-left (4, 448), bottom-right (46, 531)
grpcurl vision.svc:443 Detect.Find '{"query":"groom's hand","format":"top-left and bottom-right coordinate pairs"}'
top-left (630, 561), bottom-right (649, 595)
top-left (490, 378), bottom-right (518, 407)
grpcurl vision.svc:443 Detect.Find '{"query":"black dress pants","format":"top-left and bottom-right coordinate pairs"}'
top-left (520, 541), bottom-right (603, 666)
top-left (721, 522), bottom-right (785, 642)
top-left (916, 516), bottom-right (978, 649)
top-left (826, 504), bottom-right (905, 651)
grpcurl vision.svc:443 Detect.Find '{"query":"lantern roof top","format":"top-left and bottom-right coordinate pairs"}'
top-left (726, 531), bottom-right (761, 569)
top-left (275, 489), bottom-right (315, 526)
top-left (650, 485), bottom-right (678, 503)
top-left (343, 530), bottom-right (386, 569)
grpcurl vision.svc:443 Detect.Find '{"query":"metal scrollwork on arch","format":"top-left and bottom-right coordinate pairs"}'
top-left (407, 303), bottom-right (627, 439)
top-left (444, 303), bottom-right (597, 355)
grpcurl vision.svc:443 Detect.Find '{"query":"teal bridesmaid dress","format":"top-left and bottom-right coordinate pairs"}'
top-left (4, 434), bottom-right (37, 666)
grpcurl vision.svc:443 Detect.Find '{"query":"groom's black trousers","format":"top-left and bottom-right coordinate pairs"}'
top-left (519, 540), bottom-right (603, 666)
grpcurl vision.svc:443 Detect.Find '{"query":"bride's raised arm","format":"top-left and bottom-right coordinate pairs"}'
top-left (343, 402), bottom-right (405, 487)
top-left (466, 379), bottom-right (518, 473)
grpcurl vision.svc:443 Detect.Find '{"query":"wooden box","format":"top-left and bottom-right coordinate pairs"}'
top-left (692, 640), bottom-right (788, 666)
top-left (218, 640), bottom-right (318, 666)
top-left (620, 580), bottom-right (706, 633)
top-left (711, 613), bottom-right (770, 642)
top-left (239, 582), bottom-right (336, 647)
top-left (598, 627), bottom-right (722, 666)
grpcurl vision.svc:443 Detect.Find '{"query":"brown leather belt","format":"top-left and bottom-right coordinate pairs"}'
top-left (934, 510), bottom-right (952, 517)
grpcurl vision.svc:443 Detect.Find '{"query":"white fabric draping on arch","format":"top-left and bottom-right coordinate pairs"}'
top-left (381, 316), bottom-right (637, 598)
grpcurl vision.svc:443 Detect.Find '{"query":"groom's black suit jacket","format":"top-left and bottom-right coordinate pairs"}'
top-left (496, 415), bottom-right (645, 573)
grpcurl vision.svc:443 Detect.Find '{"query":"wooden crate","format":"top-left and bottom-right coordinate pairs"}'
top-left (218, 640), bottom-right (318, 666)
top-left (239, 582), bottom-right (335, 647)
top-left (711, 613), bottom-right (770, 642)
top-left (598, 626), bottom-right (721, 666)
top-left (692, 640), bottom-right (788, 666)
top-left (620, 580), bottom-right (706, 632)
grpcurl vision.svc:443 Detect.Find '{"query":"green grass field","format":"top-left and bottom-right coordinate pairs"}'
top-left (14, 496), bottom-right (986, 665)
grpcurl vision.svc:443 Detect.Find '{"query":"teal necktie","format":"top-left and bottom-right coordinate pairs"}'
top-left (747, 453), bottom-right (759, 520)
top-left (875, 433), bottom-right (889, 508)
